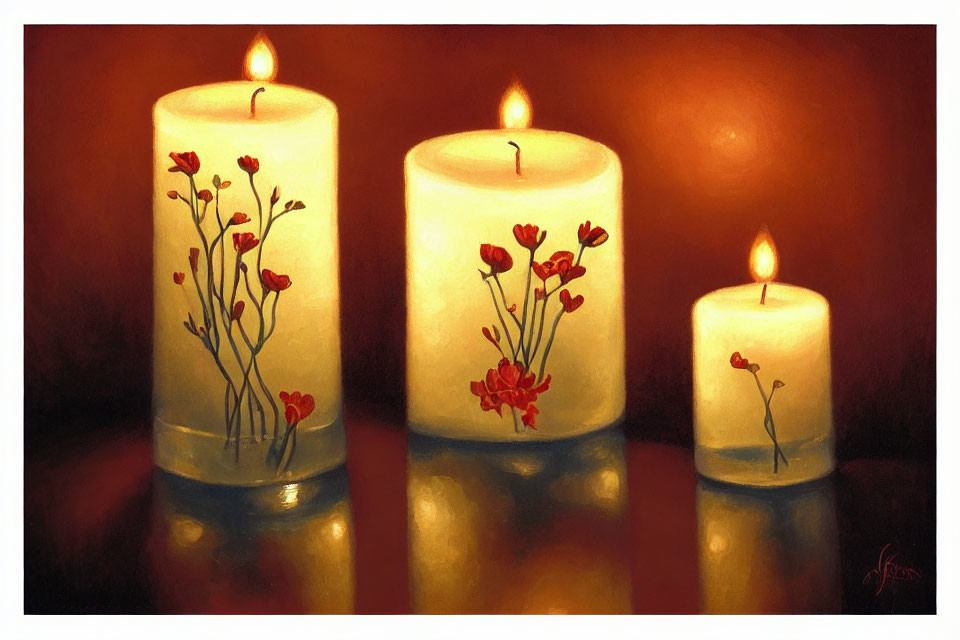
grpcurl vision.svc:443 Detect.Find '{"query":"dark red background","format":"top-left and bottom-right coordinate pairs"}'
top-left (24, 25), bottom-right (935, 460)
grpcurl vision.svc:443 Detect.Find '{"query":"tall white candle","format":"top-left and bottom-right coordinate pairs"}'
top-left (405, 83), bottom-right (625, 441)
top-left (153, 35), bottom-right (343, 485)
top-left (692, 231), bottom-right (834, 486)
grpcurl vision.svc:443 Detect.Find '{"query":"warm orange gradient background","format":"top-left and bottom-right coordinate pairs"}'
top-left (24, 26), bottom-right (935, 461)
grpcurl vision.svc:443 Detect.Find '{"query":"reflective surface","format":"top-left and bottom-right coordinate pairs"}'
top-left (696, 478), bottom-right (840, 613)
top-left (23, 412), bottom-right (936, 614)
top-left (148, 467), bottom-right (355, 613)
top-left (407, 429), bottom-right (633, 613)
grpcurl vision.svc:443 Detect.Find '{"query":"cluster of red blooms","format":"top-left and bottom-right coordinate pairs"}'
top-left (470, 220), bottom-right (608, 431)
top-left (166, 149), bottom-right (311, 471)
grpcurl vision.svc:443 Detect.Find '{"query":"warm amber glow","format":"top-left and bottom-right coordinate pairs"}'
top-left (244, 32), bottom-right (278, 82)
top-left (749, 229), bottom-right (779, 283)
top-left (499, 81), bottom-right (532, 129)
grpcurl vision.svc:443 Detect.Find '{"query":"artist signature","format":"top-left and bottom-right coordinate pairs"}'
top-left (862, 543), bottom-right (921, 596)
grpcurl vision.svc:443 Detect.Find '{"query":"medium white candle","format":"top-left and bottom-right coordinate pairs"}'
top-left (153, 35), bottom-right (343, 485)
top-left (692, 231), bottom-right (834, 486)
top-left (405, 83), bottom-right (625, 441)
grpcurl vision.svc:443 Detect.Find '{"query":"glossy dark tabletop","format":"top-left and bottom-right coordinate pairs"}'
top-left (24, 406), bottom-right (935, 614)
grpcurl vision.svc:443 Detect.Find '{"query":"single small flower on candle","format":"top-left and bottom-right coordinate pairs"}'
top-left (189, 247), bottom-right (200, 273)
top-left (279, 391), bottom-right (315, 426)
top-left (578, 221), bottom-right (609, 248)
top-left (168, 151), bottom-right (200, 175)
top-left (230, 212), bottom-right (250, 225)
top-left (232, 300), bottom-right (245, 321)
top-left (480, 243), bottom-right (513, 275)
top-left (513, 223), bottom-right (544, 250)
top-left (730, 351), bottom-right (749, 369)
top-left (197, 189), bottom-right (213, 203)
top-left (173, 272), bottom-right (185, 285)
top-left (261, 268), bottom-right (292, 292)
top-left (232, 232), bottom-right (259, 254)
top-left (559, 289), bottom-right (584, 313)
top-left (237, 155), bottom-right (260, 175)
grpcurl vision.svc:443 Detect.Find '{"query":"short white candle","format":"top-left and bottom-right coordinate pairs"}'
top-left (692, 231), bottom-right (834, 486)
top-left (152, 35), bottom-right (344, 484)
top-left (405, 83), bottom-right (625, 441)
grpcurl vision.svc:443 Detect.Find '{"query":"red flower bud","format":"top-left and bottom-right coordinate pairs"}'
top-left (231, 212), bottom-right (250, 225)
top-left (578, 220), bottom-right (609, 248)
top-left (261, 268), bottom-right (292, 292)
top-left (189, 247), bottom-right (200, 273)
top-left (237, 155), bottom-right (260, 175)
top-left (557, 259), bottom-right (586, 284)
top-left (512, 223), bottom-right (542, 250)
top-left (270, 186), bottom-right (280, 206)
top-left (173, 272), bottom-right (185, 285)
top-left (730, 352), bottom-right (749, 369)
top-left (232, 232), bottom-right (259, 254)
top-left (279, 391), bottom-right (315, 425)
top-left (480, 244), bottom-right (513, 275)
top-left (197, 189), bottom-right (213, 203)
top-left (535, 287), bottom-right (545, 300)
top-left (232, 300), bottom-right (245, 321)
top-left (168, 151), bottom-right (200, 175)
top-left (559, 289), bottom-right (584, 313)
top-left (166, 190), bottom-right (179, 200)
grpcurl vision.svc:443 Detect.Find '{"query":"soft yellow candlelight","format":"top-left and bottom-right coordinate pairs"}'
top-left (692, 230), bottom-right (834, 486)
top-left (405, 82), bottom-right (625, 441)
top-left (153, 35), bottom-right (344, 485)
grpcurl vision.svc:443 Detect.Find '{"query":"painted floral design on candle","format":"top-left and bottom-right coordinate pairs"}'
top-left (470, 221), bottom-right (608, 432)
top-left (729, 351), bottom-right (789, 473)
top-left (168, 150), bottom-right (311, 473)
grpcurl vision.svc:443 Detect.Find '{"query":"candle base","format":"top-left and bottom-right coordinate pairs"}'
top-left (694, 434), bottom-right (835, 488)
top-left (154, 414), bottom-right (346, 486)
top-left (408, 413), bottom-right (624, 443)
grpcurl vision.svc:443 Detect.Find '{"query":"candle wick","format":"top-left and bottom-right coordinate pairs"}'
top-left (507, 140), bottom-right (521, 176)
top-left (250, 86), bottom-right (266, 119)
top-left (760, 283), bottom-right (768, 305)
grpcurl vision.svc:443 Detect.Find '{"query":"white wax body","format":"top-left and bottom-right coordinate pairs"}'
top-left (153, 81), bottom-right (342, 483)
top-left (405, 129), bottom-right (625, 441)
top-left (692, 283), bottom-right (834, 484)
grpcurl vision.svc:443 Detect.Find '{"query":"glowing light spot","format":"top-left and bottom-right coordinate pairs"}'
top-left (749, 228), bottom-right (779, 283)
top-left (170, 516), bottom-right (204, 547)
top-left (280, 483), bottom-right (299, 507)
top-left (244, 32), bottom-right (278, 82)
top-left (500, 81), bottom-right (532, 129)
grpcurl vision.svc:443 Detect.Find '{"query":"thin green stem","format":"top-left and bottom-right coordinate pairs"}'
top-left (537, 308), bottom-right (565, 383)
top-left (517, 252), bottom-right (535, 366)
top-left (484, 277), bottom-right (516, 358)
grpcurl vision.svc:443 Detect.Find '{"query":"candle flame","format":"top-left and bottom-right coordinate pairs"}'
top-left (244, 32), bottom-right (277, 82)
top-left (749, 228), bottom-right (779, 283)
top-left (500, 81), bottom-right (532, 129)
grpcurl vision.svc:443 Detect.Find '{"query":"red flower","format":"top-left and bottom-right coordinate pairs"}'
top-left (231, 212), bottom-right (250, 225)
top-left (261, 269), bottom-right (292, 292)
top-left (173, 272), bottom-right (185, 285)
top-left (279, 391), bottom-right (315, 426)
top-left (166, 190), bottom-right (179, 200)
top-left (232, 232), bottom-right (259, 254)
top-left (168, 151), bottom-right (200, 175)
top-left (578, 220), bottom-right (609, 248)
top-left (470, 358), bottom-right (551, 429)
top-left (535, 287), bottom-right (545, 301)
top-left (558, 259), bottom-right (586, 284)
top-left (730, 352), bottom-right (759, 373)
top-left (189, 247), bottom-right (200, 273)
top-left (237, 155), bottom-right (260, 175)
top-left (232, 300), bottom-right (245, 321)
top-left (482, 326), bottom-right (503, 353)
top-left (532, 252), bottom-right (575, 282)
top-left (513, 223), bottom-right (543, 250)
top-left (560, 289), bottom-right (584, 313)
top-left (480, 243), bottom-right (513, 275)
top-left (197, 189), bottom-right (213, 203)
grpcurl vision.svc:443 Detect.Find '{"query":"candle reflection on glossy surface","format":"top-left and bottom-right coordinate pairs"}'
top-left (149, 468), bottom-right (355, 613)
top-left (696, 477), bottom-right (840, 614)
top-left (407, 430), bottom-right (632, 613)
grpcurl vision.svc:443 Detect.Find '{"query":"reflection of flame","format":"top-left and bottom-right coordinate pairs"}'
top-left (749, 228), bottom-right (779, 283)
top-left (499, 81), bottom-right (532, 129)
top-left (244, 32), bottom-right (278, 82)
